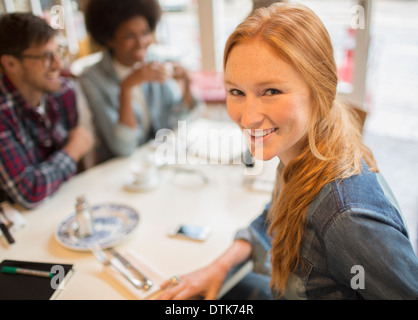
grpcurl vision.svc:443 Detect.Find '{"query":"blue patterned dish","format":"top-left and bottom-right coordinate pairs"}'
top-left (56, 203), bottom-right (139, 251)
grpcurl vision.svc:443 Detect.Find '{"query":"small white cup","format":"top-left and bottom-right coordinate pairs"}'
top-left (132, 162), bottom-right (159, 185)
top-left (164, 62), bottom-right (174, 78)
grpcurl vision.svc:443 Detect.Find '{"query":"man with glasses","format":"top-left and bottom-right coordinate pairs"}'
top-left (0, 13), bottom-right (94, 209)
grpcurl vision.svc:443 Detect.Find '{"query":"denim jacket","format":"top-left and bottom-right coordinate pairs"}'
top-left (236, 163), bottom-right (418, 299)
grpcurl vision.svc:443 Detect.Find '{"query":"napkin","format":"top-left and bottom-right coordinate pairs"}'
top-left (102, 250), bottom-right (167, 300)
top-left (0, 202), bottom-right (26, 234)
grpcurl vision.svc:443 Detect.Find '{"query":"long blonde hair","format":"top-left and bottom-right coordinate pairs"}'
top-left (224, 3), bottom-right (378, 296)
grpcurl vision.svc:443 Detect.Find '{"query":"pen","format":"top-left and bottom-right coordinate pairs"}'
top-left (0, 207), bottom-right (15, 245)
top-left (1, 266), bottom-right (53, 278)
top-left (0, 223), bottom-right (15, 244)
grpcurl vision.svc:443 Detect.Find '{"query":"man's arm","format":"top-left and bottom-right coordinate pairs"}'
top-left (0, 125), bottom-right (92, 209)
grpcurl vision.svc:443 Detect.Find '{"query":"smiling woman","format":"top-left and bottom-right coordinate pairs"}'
top-left (79, 0), bottom-right (196, 164)
top-left (156, 2), bottom-right (418, 300)
top-left (225, 39), bottom-right (313, 165)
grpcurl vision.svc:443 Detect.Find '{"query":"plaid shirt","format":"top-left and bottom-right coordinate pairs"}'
top-left (0, 73), bottom-right (78, 209)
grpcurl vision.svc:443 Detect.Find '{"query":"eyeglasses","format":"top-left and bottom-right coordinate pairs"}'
top-left (19, 47), bottom-right (65, 68)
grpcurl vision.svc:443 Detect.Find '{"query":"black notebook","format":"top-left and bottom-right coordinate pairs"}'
top-left (0, 259), bottom-right (74, 300)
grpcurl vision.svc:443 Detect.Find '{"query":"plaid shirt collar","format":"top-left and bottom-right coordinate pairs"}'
top-left (1, 73), bottom-right (60, 129)
top-left (1, 73), bottom-right (63, 158)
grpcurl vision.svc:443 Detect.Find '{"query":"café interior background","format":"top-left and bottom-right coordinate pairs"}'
top-left (1, 0), bottom-right (417, 253)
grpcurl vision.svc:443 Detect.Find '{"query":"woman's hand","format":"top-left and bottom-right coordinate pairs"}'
top-left (171, 63), bottom-right (189, 81)
top-left (121, 62), bottom-right (171, 90)
top-left (156, 263), bottom-right (229, 300)
top-left (118, 62), bottom-right (171, 128)
top-left (156, 240), bottom-right (253, 300)
top-left (171, 62), bottom-right (194, 108)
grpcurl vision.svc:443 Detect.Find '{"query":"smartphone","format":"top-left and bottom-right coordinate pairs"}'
top-left (168, 225), bottom-right (211, 242)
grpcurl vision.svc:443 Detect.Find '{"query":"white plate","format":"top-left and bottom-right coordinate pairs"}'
top-left (56, 204), bottom-right (139, 251)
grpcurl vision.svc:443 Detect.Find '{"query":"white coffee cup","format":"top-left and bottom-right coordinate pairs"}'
top-left (132, 162), bottom-right (159, 185)
top-left (164, 62), bottom-right (174, 78)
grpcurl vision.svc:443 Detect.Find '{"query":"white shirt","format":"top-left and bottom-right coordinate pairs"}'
top-left (112, 59), bottom-right (151, 135)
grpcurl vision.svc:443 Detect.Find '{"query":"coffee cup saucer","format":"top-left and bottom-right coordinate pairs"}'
top-left (124, 174), bottom-right (161, 192)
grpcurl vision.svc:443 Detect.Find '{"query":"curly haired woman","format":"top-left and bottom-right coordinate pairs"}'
top-left (79, 0), bottom-right (196, 163)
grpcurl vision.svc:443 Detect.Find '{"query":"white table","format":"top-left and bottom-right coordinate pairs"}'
top-left (0, 133), bottom-right (278, 300)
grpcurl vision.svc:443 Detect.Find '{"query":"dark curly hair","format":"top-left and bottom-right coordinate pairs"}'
top-left (0, 13), bottom-right (57, 58)
top-left (85, 0), bottom-right (162, 47)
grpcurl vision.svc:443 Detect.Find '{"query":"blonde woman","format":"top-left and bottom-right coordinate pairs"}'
top-left (157, 3), bottom-right (418, 300)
